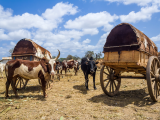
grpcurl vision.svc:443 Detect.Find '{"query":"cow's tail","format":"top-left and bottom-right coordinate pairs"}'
top-left (5, 64), bottom-right (8, 78)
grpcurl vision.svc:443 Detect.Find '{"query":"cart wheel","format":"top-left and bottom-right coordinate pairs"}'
top-left (15, 77), bottom-right (28, 90)
top-left (100, 65), bottom-right (121, 96)
top-left (146, 56), bottom-right (160, 102)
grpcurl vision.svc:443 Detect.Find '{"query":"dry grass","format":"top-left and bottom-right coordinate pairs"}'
top-left (0, 69), bottom-right (160, 120)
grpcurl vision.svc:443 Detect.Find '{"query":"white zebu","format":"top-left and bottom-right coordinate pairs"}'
top-left (0, 63), bottom-right (5, 78)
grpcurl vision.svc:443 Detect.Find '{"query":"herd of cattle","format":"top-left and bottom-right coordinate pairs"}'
top-left (0, 50), bottom-right (102, 98)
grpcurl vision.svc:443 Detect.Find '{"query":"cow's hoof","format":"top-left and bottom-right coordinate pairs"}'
top-left (94, 87), bottom-right (97, 90)
top-left (5, 95), bottom-right (9, 98)
top-left (44, 95), bottom-right (48, 98)
top-left (86, 88), bottom-right (89, 90)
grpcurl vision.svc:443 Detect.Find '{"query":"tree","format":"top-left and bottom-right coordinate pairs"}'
top-left (9, 48), bottom-right (14, 56)
top-left (52, 56), bottom-right (56, 59)
top-left (66, 55), bottom-right (73, 60)
top-left (58, 58), bottom-right (66, 62)
top-left (85, 51), bottom-right (95, 58)
top-left (96, 52), bottom-right (102, 59)
top-left (72, 55), bottom-right (80, 60)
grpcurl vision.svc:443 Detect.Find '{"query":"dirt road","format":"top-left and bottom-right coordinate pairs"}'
top-left (0, 69), bottom-right (160, 120)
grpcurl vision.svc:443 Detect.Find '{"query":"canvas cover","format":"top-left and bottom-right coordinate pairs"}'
top-left (103, 23), bottom-right (158, 56)
top-left (12, 38), bottom-right (52, 59)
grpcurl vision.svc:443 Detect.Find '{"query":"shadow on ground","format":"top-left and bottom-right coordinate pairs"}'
top-left (0, 85), bottom-right (47, 101)
top-left (73, 84), bottom-right (88, 94)
top-left (88, 89), bottom-right (156, 107)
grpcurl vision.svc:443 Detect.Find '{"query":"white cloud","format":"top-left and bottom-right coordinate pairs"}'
top-left (120, 5), bottom-right (160, 23)
top-left (10, 41), bottom-right (16, 46)
top-left (0, 2), bottom-right (78, 31)
top-left (64, 11), bottom-right (119, 32)
top-left (103, 0), bottom-right (160, 6)
top-left (97, 32), bottom-right (109, 48)
top-left (8, 29), bottom-right (31, 40)
top-left (0, 29), bottom-right (9, 40)
top-left (42, 2), bottom-right (78, 21)
top-left (0, 5), bottom-right (12, 18)
top-left (0, 29), bottom-right (31, 40)
top-left (150, 34), bottom-right (160, 41)
top-left (82, 39), bottom-right (91, 44)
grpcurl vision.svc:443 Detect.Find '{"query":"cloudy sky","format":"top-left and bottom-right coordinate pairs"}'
top-left (0, 0), bottom-right (160, 59)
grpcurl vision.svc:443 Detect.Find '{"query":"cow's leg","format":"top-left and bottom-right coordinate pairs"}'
top-left (11, 77), bottom-right (18, 97)
top-left (2, 72), bottom-right (3, 78)
top-left (93, 73), bottom-right (97, 90)
top-left (85, 74), bottom-right (89, 90)
top-left (65, 68), bottom-right (67, 74)
top-left (74, 67), bottom-right (77, 76)
top-left (38, 71), bottom-right (47, 98)
top-left (5, 78), bottom-right (11, 98)
top-left (41, 79), bottom-right (47, 98)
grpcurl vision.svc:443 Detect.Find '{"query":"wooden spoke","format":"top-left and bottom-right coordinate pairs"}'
top-left (100, 65), bottom-right (121, 97)
top-left (150, 71), bottom-right (155, 77)
top-left (106, 66), bottom-right (110, 73)
top-left (16, 79), bottom-right (20, 87)
top-left (15, 77), bottom-right (28, 90)
top-left (109, 82), bottom-right (112, 93)
top-left (103, 79), bottom-right (109, 82)
top-left (113, 81), bottom-right (117, 89)
top-left (105, 81), bottom-right (110, 89)
top-left (103, 71), bottom-right (109, 76)
top-left (112, 81), bottom-right (114, 93)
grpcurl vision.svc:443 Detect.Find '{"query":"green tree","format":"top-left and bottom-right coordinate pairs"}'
top-left (72, 55), bottom-right (80, 60)
top-left (9, 48), bottom-right (14, 56)
top-left (96, 52), bottom-right (102, 59)
top-left (58, 58), bottom-right (66, 61)
top-left (85, 51), bottom-right (95, 58)
top-left (66, 55), bottom-right (73, 60)
top-left (52, 56), bottom-right (56, 59)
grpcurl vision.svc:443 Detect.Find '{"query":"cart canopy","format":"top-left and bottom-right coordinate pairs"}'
top-left (103, 23), bottom-right (158, 56)
top-left (12, 38), bottom-right (52, 59)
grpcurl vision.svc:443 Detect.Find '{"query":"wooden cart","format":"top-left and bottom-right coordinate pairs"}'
top-left (100, 23), bottom-right (160, 102)
top-left (10, 38), bottom-right (52, 90)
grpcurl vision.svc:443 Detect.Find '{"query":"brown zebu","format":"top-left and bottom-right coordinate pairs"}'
top-left (57, 59), bottom-right (79, 75)
top-left (5, 50), bottom-right (60, 98)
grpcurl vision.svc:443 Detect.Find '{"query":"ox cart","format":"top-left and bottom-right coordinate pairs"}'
top-left (9, 38), bottom-right (52, 90)
top-left (100, 23), bottom-right (160, 102)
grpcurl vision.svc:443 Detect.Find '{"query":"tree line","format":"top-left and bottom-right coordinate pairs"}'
top-left (53, 51), bottom-right (102, 62)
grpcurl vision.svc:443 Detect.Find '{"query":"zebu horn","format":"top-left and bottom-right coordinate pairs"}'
top-left (55, 50), bottom-right (60, 61)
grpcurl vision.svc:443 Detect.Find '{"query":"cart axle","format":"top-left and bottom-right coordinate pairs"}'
top-left (118, 75), bottom-right (146, 79)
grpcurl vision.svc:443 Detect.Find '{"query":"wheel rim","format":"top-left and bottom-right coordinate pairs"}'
top-left (146, 56), bottom-right (160, 102)
top-left (100, 65), bottom-right (121, 96)
top-left (15, 77), bottom-right (28, 90)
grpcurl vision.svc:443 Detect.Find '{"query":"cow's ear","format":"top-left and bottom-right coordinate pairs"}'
top-left (95, 61), bottom-right (99, 64)
top-left (85, 62), bottom-right (88, 65)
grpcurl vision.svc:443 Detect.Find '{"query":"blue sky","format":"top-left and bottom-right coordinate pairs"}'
top-left (0, 0), bottom-right (160, 59)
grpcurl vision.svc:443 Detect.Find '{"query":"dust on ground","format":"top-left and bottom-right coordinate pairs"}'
top-left (0, 68), bottom-right (160, 120)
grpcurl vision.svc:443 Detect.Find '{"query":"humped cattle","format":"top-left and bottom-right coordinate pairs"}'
top-left (5, 50), bottom-right (60, 98)
top-left (56, 59), bottom-right (79, 75)
top-left (81, 57), bottom-right (99, 90)
top-left (0, 63), bottom-right (5, 78)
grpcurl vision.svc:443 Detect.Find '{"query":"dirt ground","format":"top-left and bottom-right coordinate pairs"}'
top-left (0, 68), bottom-right (160, 120)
